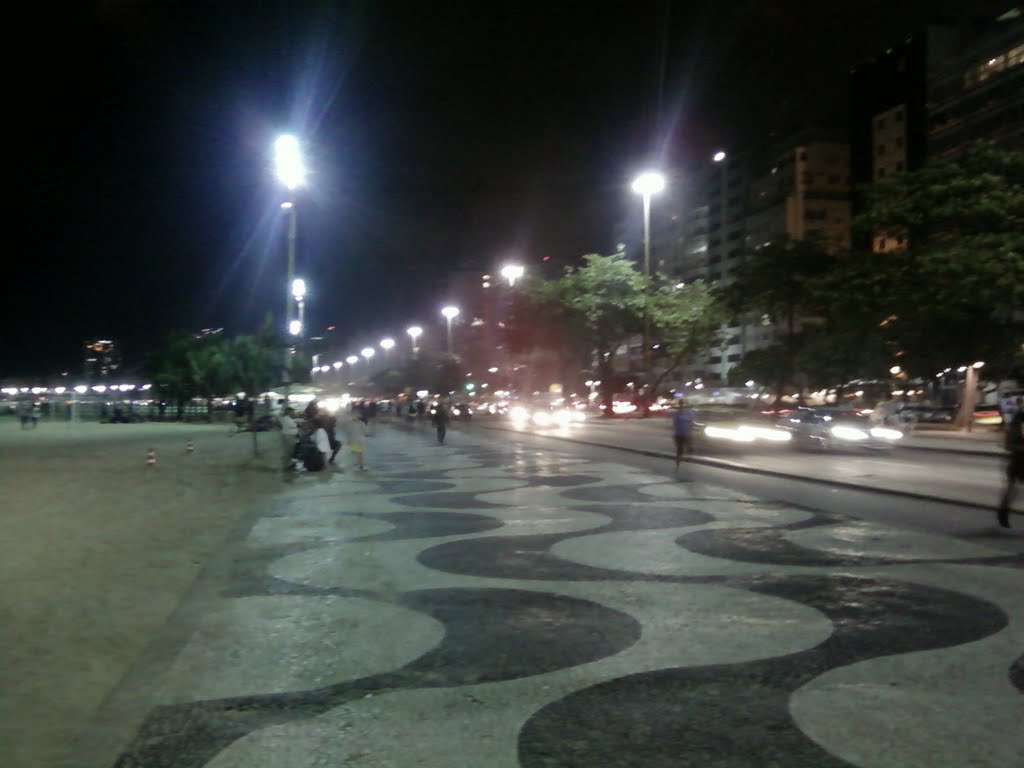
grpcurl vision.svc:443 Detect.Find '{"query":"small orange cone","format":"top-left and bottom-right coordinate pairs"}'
top-left (186, 440), bottom-right (194, 454)
top-left (145, 448), bottom-right (156, 467)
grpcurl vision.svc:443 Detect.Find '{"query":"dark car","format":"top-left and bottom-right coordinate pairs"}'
top-left (785, 407), bottom-right (904, 451)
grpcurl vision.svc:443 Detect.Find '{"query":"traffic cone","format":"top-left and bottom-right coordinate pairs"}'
top-left (186, 440), bottom-right (194, 454)
top-left (145, 448), bottom-right (156, 467)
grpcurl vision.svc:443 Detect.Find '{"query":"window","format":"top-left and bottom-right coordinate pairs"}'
top-left (876, 118), bottom-right (886, 130)
top-left (895, 109), bottom-right (904, 123)
top-left (727, 353), bottom-right (741, 362)
top-left (877, 144), bottom-right (886, 156)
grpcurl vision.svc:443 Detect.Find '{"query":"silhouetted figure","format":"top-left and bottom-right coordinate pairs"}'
top-left (432, 402), bottom-right (450, 445)
top-left (671, 399), bottom-right (696, 467)
top-left (997, 398), bottom-right (1024, 529)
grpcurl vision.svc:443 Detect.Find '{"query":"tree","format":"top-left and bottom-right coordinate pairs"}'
top-left (715, 238), bottom-right (836, 405)
top-left (225, 321), bottom-right (280, 455)
top-left (541, 253), bottom-right (648, 413)
top-left (855, 145), bottom-right (1024, 369)
top-left (646, 280), bottom-right (725, 396)
top-left (855, 144), bottom-right (1024, 426)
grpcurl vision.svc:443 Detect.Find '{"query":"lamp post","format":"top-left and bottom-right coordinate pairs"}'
top-left (441, 306), bottom-right (460, 354)
top-left (380, 337), bottom-right (395, 361)
top-left (631, 171), bottom-right (665, 378)
top-left (274, 134), bottom-right (306, 395)
top-left (291, 278), bottom-right (306, 336)
top-left (407, 326), bottom-right (423, 357)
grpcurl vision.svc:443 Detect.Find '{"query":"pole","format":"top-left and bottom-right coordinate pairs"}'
top-left (446, 319), bottom-right (453, 354)
top-left (641, 192), bottom-right (651, 374)
top-left (283, 205), bottom-right (297, 397)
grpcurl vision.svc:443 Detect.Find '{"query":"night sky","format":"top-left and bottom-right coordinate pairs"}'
top-left (7, 0), bottom-right (1004, 378)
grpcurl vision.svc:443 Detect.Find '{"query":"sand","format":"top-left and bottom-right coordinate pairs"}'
top-left (0, 419), bottom-right (283, 768)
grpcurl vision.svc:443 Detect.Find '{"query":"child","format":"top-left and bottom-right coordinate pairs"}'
top-left (344, 411), bottom-right (368, 470)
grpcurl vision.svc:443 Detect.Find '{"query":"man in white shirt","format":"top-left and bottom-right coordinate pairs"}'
top-left (279, 407), bottom-right (298, 471)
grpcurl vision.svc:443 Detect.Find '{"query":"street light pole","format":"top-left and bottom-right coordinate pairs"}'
top-left (631, 171), bottom-right (665, 378)
top-left (407, 326), bottom-right (423, 357)
top-left (274, 134), bottom-right (306, 398)
top-left (441, 306), bottom-right (460, 354)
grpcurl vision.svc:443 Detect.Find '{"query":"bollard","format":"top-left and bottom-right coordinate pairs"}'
top-left (145, 448), bottom-right (156, 467)
top-left (186, 440), bottom-right (194, 454)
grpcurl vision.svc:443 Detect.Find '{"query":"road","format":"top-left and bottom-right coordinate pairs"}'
top-left (468, 416), bottom-right (1022, 550)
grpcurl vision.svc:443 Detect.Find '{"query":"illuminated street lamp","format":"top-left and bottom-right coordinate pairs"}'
top-left (380, 337), bottom-right (395, 360)
top-left (441, 306), bottom-right (460, 353)
top-left (713, 150), bottom-right (727, 163)
top-left (631, 170), bottom-right (665, 374)
top-left (274, 134), bottom-right (306, 394)
top-left (407, 325), bottom-right (423, 356)
top-left (292, 278), bottom-right (306, 333)
top-left (631, 171), bottom-right (666, 279)
top-left (501, 263), bottom-right (524, 287)
top-left (361, 347), bottom-right (375, 361)
top-left (289, 319), bottom-right (302, 336)
top-left (346, 355), bottom-right (358, 365)
top-left (332, 361), bottom-right (343, 371)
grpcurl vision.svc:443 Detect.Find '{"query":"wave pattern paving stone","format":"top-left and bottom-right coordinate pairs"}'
top-left (107, 428), bottom-right (1024, 768)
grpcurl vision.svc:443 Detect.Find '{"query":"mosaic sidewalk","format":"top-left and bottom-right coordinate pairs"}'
top-left (105, 427), bottom-right (1023, 767)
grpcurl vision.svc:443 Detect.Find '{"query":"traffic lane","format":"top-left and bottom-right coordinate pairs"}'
top-left (470, 423), bottom-right (1024, 551)
top-left (483, 418), bottom-right (1020, 513)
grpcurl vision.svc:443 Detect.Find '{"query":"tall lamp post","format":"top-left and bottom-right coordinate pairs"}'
top-left (631, 170), bottom-right (665, 378)
top-left (380, 337), bottom-right (395, 361)
top-left (274, 134), bottom-right (306, 395)
top-left (441, 306), bottom-right (460, 354)
top-left (291, 278), bottom-right (306, 334)
top-left (407, 326), bottom-right (423, 357)
top-left (361, 347), bottom-right (375, 384)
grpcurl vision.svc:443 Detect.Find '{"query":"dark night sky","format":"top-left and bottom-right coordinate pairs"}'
top-left (6, 0), bottom-right (1008, 378)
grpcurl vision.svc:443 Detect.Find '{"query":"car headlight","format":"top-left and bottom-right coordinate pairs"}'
top-left (830, 425), bottom-right (868, 441)
top-left (739, 424), bottom-right (791, 442)
top-left (532, 411), bottom-right (553, 427)
top-left (869, 427), bottom-right (903, 441)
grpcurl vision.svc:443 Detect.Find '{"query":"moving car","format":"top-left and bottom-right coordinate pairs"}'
top-left (785, 407), bottom-right (903, 451)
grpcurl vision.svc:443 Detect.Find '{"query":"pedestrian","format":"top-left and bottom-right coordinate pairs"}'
top-left (278, 407), bottom-right (299, 472)
top-left (19, 401), bottom-right (31, 429)
top-left (30, 402), bottom-right (41, 428)
top-left (432, 400), bottom-right (450, 445)
top-left (366, 400), bottom-right (378, 435)
top-left (999, 392), bottom-right (1018, 432)
top-left (313, 417), bottom-right (333, 471)
top-left (304, 399), bottom-right (320, 423)
top-left (997, 397), bottom-right (1023, 529)
top-left (671, 398), bottom-right (696, 467)
top-left (323, 413), bottom-right (342, 465)
top-left (344, 411), bottom-right (368, 470)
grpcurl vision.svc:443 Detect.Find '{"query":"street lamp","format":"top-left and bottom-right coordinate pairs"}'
top-left (292, 278), bottom-right (306, 334)
top-left (361, 347), bottom-right (375, 361)
top-left (441, 306), bottom-right (460, 354)
top-left (346, 355), bottom-right (358, 365)
top-left (274, 135), bottom-right (306, 396)
top-left (631, 171), bottom-right (665, 278)
top-left (289, 319), bottom-right (302, 336)
top-left (713, 150), bottom-right (727, 163)
top-left (407, 325), bottom-right (423, 356)
top-left (631, 170), bottom-right (665, 377)
top-left (380, 337), bottom-right (395, 359)
top-left (501, 263), bottom-right (524, 287)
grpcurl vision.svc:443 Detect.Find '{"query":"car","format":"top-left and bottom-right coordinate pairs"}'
top-left (695, 409), bottom-right (793, 448)
top-left (785, 407), bottom-right (903, 451)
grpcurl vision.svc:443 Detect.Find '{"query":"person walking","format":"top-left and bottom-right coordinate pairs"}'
top-left (997, 396), bottom-right (1023, 529)
top-left (999, 392), bottom-right (1018, 432)
top-left (344, 411), bottom-right (368, 470)
top-left (324, 413), bottom-right (341, 465)
top-left (278, 407), bottom-right (299, 473)
top-left (313, 417), bottom-right (333, 472)
top-left (671, 399), bottom-right (696, 468)
top-left (432, 401), bottom-right (451, 445)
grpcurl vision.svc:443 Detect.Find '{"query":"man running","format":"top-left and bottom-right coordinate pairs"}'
top-left (672, 399), bottom-right (696, 468)
top-left (997, 396), bottom-right (1023, 529)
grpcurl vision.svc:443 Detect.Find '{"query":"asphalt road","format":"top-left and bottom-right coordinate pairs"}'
top-left (472, 417), bottom-right (1023, 548)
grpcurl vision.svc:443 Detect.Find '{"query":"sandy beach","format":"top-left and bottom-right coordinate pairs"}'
top-left (0, 419), bottom-right (284, 768)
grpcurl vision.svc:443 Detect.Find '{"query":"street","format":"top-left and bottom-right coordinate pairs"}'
top-left (49, 419), bottom-right (1023, 768)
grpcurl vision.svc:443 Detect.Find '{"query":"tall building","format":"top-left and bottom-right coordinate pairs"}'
top-left (850, 7), bottom-right (1023, 249)
top-left (928, 9), bottom-right (1023, 157)
top-left (83, 339), bottom-right (120, 380)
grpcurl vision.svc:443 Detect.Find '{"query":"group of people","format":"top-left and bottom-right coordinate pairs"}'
top-left (278, 399), bottom-right (367, 475)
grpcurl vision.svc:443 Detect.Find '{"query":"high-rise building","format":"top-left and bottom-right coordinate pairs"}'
top-left (83, 339), bottom-right (120, 380)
